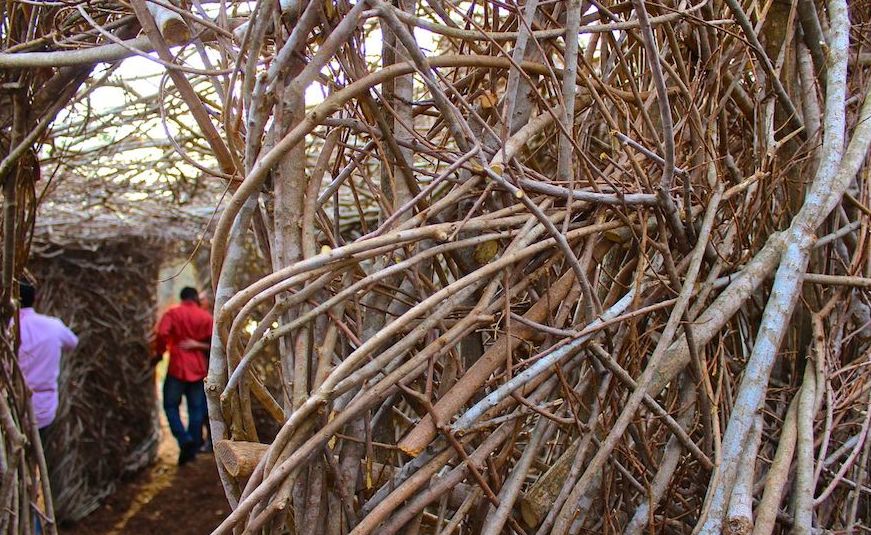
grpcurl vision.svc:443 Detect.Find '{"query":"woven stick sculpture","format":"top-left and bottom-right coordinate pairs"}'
top-left (2, 0), bottom-right (871, 533)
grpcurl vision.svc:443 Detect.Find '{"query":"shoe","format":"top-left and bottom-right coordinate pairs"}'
top-left (178, 441), bottom-right (197, 465)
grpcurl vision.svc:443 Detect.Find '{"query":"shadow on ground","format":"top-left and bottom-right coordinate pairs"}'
top-left (60, 435), bottom-right (230, 534)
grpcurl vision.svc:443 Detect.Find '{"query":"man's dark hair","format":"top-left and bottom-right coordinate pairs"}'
top-left (180, 287), bottom-right (199, 302)
top-left (20, 281), bottom-right (36, 308)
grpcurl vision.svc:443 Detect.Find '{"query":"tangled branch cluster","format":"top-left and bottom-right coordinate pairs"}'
top-left (3, 0), bottom-right (871, 533)
top-left (200, 0), bottom-right (871, 533)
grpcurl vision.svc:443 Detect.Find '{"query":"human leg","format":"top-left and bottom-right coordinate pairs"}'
top-left (163, 375), bottom-right (191, 447)
top-left (185, 380), bottom-right (206, 450)
top-left (201, 414), bottom-right (212, 453)
top-left (200, 387), bottom-right (212, 452)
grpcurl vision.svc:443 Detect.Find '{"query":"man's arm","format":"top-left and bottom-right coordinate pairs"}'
top-left (152, 310), bottom-right (173, 365)
top-left (180, 311), bottom-right (213, 354)
top-left (59, 322), bottom-right (78, 351)
top-left (177, 339), bottom-right (209, 351)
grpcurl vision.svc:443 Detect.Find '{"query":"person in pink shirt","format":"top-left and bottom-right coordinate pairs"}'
top-left (17, 281), bottom-right (78, 440)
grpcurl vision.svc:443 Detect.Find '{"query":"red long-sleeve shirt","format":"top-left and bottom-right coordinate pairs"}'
top-left (154, 300), bottom-right (213, 382)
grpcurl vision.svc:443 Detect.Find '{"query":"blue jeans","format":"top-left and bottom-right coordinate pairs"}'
top-left (163, 376), bottom-right (206, 449)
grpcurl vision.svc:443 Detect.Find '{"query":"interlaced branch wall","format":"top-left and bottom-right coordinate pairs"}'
top-left (1, 0), bottom-right (871, 533)
top-left (29, 236), bottom-right (164, 523)
top-left (200, 1), bottom-right (871, 533)
top-left (1, 113), bottom-right (55, 535)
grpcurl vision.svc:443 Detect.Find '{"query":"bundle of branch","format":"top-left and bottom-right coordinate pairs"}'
top-left (0, 120), bottom-right (53, 535)
top-left (0, 0), bottom-right (219, 530)
top-left (193, 240), bottom-right (284, 443)
top-left (29, 234), bottom-right (165, 523)
top-left (1, 0), bottom-right (869, 532)
top-left (199, 1), bottom-right (871, 533)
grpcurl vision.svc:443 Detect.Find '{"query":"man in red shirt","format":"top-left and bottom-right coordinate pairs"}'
top-left (153, 287), bottom-right (212, 465)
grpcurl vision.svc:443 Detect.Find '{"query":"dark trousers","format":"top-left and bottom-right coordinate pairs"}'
top-left (163, 375), bottom-right (206, 449)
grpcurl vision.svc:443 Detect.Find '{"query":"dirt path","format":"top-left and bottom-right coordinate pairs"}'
top-left (60, 427), bottom-right (230, 535)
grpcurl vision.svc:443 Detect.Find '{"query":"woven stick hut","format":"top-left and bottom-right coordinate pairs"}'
top-left (26, 167), bottom-right (217, 520)
top-left (28, 233), bottom-right (164, 522)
